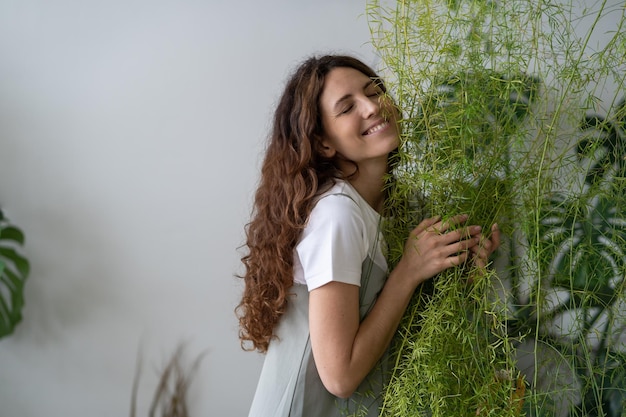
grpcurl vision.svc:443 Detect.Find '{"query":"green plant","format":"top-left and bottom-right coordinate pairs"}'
top-left (366, 0), bottom-right (626, 416)
top-left (514, 97), bottom-right (626, 417)
top-left (375, 69), bottom-right (534, 417)
top-left (0, 209), bottom-right (30, 338)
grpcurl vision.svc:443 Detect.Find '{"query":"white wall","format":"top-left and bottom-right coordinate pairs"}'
top-left (2, 1), bottom-right (623, 416)
top-left (0, 1), bottom-right (375, 416)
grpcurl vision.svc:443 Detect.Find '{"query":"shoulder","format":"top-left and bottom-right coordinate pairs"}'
top-left (310, 181), bottom-right (364, 224)
top-left (315, 180), bottom-right (362, 211)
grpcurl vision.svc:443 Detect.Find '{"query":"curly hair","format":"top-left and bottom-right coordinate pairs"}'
top-left (236, 55), bottom-right (385, 352)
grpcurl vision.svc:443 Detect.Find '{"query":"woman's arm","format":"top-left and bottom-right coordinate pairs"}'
top-left (309, 215), bottom-right (497, 398)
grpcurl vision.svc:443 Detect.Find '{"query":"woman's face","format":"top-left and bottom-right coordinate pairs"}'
top-left (318, 67), bottom-right (399, 172)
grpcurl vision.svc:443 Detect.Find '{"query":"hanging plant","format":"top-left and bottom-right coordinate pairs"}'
top-left (366, 0), bottom-right (626, 416)
top-left (378, 65), bottom-right (534, 417)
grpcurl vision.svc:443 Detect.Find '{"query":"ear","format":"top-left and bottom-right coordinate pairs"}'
top-left (319, 137), bottom-right (336, 158)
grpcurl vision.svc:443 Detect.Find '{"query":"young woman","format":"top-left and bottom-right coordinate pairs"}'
top-left (237, 55), bottom-right (500, 417)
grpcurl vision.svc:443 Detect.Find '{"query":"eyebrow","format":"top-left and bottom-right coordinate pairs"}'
top-left (332, 79), bottom-right (376, 113)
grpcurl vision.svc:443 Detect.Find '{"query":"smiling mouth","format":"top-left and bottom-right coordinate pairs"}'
top-left (363, 121), bottom-right (389, 135)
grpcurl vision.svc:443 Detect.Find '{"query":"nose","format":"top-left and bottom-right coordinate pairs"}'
top-left (360, 95), bottom-right (379, 119)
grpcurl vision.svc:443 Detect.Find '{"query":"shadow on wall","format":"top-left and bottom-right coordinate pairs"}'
top-left (13, 204), bottom-right (125, 346)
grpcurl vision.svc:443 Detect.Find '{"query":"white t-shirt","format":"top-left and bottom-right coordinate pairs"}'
top-left (248, 180), bottom-right (390, 417)
top-left (293, 180), bottom-right (388, 290)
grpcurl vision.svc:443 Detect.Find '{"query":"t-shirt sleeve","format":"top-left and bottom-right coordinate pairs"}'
top-left (295, 193), bottom-right (367, 291)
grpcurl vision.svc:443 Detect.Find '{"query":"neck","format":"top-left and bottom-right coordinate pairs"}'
top-left (345, 162), bottom-right (388, 213)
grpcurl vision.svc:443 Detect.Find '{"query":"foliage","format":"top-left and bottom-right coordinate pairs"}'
top-left (367, 0), bottom-right (626, 416)
top-left (0, 209), bottom-right (30, 338)
top-left (518, 98), bottom-right (626, 417)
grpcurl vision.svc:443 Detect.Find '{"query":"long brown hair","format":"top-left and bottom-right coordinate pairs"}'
top-left (236, 55), bottom-right (386, 353)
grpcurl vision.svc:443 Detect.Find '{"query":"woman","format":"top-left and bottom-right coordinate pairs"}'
top-left (237, 55), bottom-right (500, 417)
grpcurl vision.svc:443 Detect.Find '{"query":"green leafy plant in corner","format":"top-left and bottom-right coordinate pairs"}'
top-left (0, 209), bottom-right (30, 338)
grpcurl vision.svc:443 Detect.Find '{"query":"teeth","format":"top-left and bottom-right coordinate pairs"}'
top-left (365, 121), bottom-right (388, 135)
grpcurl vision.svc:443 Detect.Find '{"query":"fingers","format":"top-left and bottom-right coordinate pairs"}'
top-left (467, 240), bottom-right (488, 271)
top-left (441, 225), bottom-right (481, 245)
top-left (414, 214), bottom-right (468, 235)
top-left (469, 224), bottom-right (501, 270)
top-left (474, 258), bottom-right (487, 270)
top-left (427, 214), bottom-right (469, 234)
top-left (438, 235), bottom-right (480, 258)
top-left (490, 224), bottom-right (501, 251)
top-left (413, 216), bottom-right (441, 236)
top-left (403, 216), bottom-right (501, 282)
top-left (411, 215), bottom-right (481, 257)
top-left (446, 213), bottom-right (470, 228)
top-left (415, 217), bottom-right (499, 252)
top-left (443, 251), bottom-right (471, 268)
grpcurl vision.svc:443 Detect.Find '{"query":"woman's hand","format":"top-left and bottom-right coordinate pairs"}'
top-left (396, 214), bottom-right (482, 287)
top-left (469, 223), bottom-right (501, 271)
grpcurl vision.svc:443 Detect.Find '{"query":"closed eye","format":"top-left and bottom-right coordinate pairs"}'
top-left (365, 86), bottom-right (383, 98)
top-left (340, 105), bottom-right (354, 114)
top-left (334, 80), bottom-right (384, 116)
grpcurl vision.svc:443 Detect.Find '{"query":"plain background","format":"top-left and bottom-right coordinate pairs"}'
top-left (0, 1), bottom-right (623, 417)
top-left (0, 1), bottom-right (375, 416)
